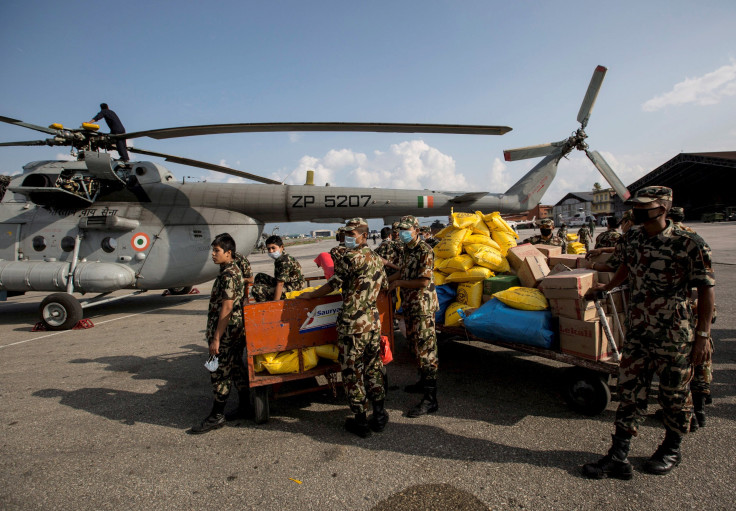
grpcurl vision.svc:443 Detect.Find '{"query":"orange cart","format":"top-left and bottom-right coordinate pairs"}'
top-left (243, 291), bottom-right (394, 423)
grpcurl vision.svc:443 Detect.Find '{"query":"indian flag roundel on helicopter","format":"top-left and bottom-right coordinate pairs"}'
top-left (417, 195), bottom-right (434, 208)
top-left (131, 232), bottom-right (151, 252)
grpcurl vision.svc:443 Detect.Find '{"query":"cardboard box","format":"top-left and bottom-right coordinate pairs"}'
top-left (588, 252), bottom-right (612, 265)
top-left (539, 269), bottom-right (598, 299)
top-left (549, 254), bottom-right (585, 268)
top-left (549, 298), bottom-right (598, 320)
top-left (516, 255), bottom-right (550, 288)
top-left (549, 263), bottom-right (574, 276)
top-left (534, 244), bottom-right (563, 259)
top-left (506, 244), bottom-right (545, 271)
top-left (559, 317), bottom-right (612, 361)
top-left (482, 275), bottom-right (520, 296)
top-left (597, 271), bottom-right (615, 285)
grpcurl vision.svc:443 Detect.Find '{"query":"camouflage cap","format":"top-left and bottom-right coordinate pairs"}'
top-left (621, 209), bottom-right (634, 222)
top-left (336, 226), bottom-right (346, 233)
top-left (397, 215), bottom-right (420, 230)
top-left (344, 217), bottom-right (368, 231)
top-left (539, 218), bottom-right (554, 228)
top-left (670, 206), bottom-right (685, 216)
top-left (391, 221), bottom-right (400, 232)
top-left (628, 186), bottom-right (673, 204)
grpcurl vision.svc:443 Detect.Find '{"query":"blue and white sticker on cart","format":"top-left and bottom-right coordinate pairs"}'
top-left (300, 301), bottom-right (343, 333)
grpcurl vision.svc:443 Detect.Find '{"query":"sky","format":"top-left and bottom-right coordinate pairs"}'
top-left (1, 0), bottom-right (734, 234)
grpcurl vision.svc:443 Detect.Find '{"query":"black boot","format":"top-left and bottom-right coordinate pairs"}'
top-left (407, 382), bottom-right (438, 418)
top-left (368, 399), bottom-right (389, 432)
top-left (404, 375), bottom-right (425, 394)
top-left (190, 401), bottom-right (226, 434)
top-left (345, 411), bottom-right (372, 438)
top-left (692, 392), bottom-right (707, 428)
top-left (225, 387), bottom-right (253, 421)
top-left (582, 429), bottom-right (633, 480)
top-left (643, 430), bottom-right (682, 475)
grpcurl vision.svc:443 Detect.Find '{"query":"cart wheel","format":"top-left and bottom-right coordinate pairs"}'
top-left (563, 367), bottom-right (611, 416)
top-left (167, 286), bottom-right (193, 295)
top-left (39, 293), bottom-right (83, 331)
top-left (252, 387), bottom-right (270, 424)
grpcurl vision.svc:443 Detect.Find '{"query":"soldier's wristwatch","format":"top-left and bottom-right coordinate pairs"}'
top-left (695, 330), bottom-right (710, 338)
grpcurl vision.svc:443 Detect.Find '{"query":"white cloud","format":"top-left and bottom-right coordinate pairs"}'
top-left (642, 62), bottom-right (736, 112)
top-left (54, 152), bottom-right (77, 161)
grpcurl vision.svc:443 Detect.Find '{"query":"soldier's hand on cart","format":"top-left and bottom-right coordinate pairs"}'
top-left (586, 248), bottom-right (603, 259)
top-left (585, 283), bottom-right (607, 300)
top-left (209, 338), bottom-right (220, 356)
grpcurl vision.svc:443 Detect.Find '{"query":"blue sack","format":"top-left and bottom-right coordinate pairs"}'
top-left (460, 298), bottom-right (557, 349)
top-left (434, 284), bottom-right (457, 325)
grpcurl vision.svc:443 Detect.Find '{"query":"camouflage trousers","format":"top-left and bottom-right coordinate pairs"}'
top-left (691, 337), bottom-right (714, 395)
top-left (615, 335), bottom-right (693, 436)
top-left (210, 330), bottom-right (248, 404)
top-left (405, 313), bottom-right (438, 381)
top-left (338, 329), bottom-right (385, 414)
top-left (250, 273), bottom-right (283, 302)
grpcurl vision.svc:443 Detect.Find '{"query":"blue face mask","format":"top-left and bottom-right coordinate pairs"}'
top-left (268, 250), bottom-right (281, 260)
top-left (399, 230), bottom-right (413, 244)
top-left (344, 236), bottom-right (357, 249)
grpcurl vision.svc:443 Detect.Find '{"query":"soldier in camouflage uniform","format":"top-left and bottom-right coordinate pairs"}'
top-left (299, 218), bottom-right (389, 437)
top-left (375, 226), bottom-right (401, 277)
top-left (577, 223), bottom-right (593, 252)
top-left (250, 235), bottom-right (305, 302)
top-left (667, 207), bottom-right (712, 430)
top-left (191, 233), bottom-right (247, 434)
top-left (583, 187), bottom-right (715, 479)
top-left (594, 216), bottom-right (621, 249)
top-left (522, 218), bottom-right (567, 253)
top-left (388, 215), bottom-right (440, 417)
top-left (556, 223), bottom-right (568, 242)
top-left (330, 227), bottom-right (348, 278)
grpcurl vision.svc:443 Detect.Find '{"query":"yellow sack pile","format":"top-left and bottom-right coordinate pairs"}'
top-left (434, 228), bottom-right (470, 259)
top-left (464, 244), bottom-right (510, 273)
top-left (566, 233), bottom-right (578, 241)
top-left (433, 271), bottom-right (447, 286)
top-left (492, 286), bottom-right (549, 311)
top-left (438, 254), bottom-right (474, 273)
top-left (567, 241), bottom-right (586, 254)
top-left (479, 211), bottom-right (519, 239)
top-left (260, 348), bottom-right (319, 374)
top-left (451, 211), bottom-right (481, 230)
top-left (445, 302), bottom-right (473, 326)
top-left (285, 286), bottom-right (340, 299)
top-left (491, 230), bottom-right (517, 256)
top-left (463, 234), bottom-right (502, 252)
top-left (315, 344), bottom-right (339, 362)
top-left (456, 281), bottom-right (483, 308)
top-left (444, 266), bottom-right (493, 283)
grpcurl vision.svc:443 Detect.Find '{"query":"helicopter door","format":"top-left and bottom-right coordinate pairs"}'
top-left (0, 224), bottom-right (21, 261)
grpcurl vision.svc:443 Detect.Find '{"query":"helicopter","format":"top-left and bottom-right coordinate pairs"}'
top-left (0, 65), bottom-right (628, 330)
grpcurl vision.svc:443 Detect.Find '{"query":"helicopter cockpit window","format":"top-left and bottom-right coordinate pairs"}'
top-left (101, 237), bottom-right (117, 253)
top-left (61, 236), bottom-right (76, 252)
top-left (32, 236), bottom-right (46, 251)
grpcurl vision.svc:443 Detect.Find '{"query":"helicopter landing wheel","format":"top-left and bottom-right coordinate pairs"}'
top-left (39, 293), bottom-right (83, 331)
top-left (167, 286), bottom-right (193, 295)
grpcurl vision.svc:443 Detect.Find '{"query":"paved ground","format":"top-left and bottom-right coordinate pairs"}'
top-left (1, 223), bottom-right (734, 510)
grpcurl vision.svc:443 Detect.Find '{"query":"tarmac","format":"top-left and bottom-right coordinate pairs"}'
top-left (1, 223), bottom-right (734, 510)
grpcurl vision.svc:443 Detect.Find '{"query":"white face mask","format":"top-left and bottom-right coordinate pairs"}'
top-left (204, 355), bottom-right (219, 372)
top-left (268, 250), bottom-right (281, 260)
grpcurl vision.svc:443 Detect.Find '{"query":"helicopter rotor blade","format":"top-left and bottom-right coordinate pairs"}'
top-left (0, 115), bottom-right (61, 136)
top-left (0, 139), bottom-right (53, 147)
top-left (585, 149), bottom-right (630, 200)
top-left (121, 122), bottom-right (512, 141)
top-left (576, 65), bottom-right (607, 128)
top-left (503, 140), bottom-right (566, 161)
top-left (128, 148), bottom-right (283, 185)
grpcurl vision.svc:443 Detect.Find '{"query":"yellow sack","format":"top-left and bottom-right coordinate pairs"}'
top-left (444, 266), bottom-right (494, 283)
top-left (262, 348), bottom-right (318, 374)
top-left (434, 257), bottom-right (446, 271)
top-left (435, 224), bottom-right (456, 239)
top-left (439, 254), bottom-right (475, 273)
top-left (472, 211), bottom-right (492, 236)
top-left (254, 354), bottom-right (271, 372)
top-left (457, 281), bottom-right (483, 308)
top-left (445, 302), bottom-right (472, 326)
top-left (493, 286), bottom-right (549, 311)
top-left (433, 271), bottom-right (447, 286)
top-left (315, 344), bottom-right (339, 362)
top-left (464, 243), bottom-right (510, 273)
top-left (451, 211), bottom-right (481, 230)
top-left (480, 211), bottom-right (519, 238)
top-left (491, 230), bottom-right (518, 256)
top-left (285, 286), bottom-right (339, 299)
top-left (463, 234), bottom-right (502, 252)
top-left (433, 228), bottom-right (470, 259)
top-left (566, 233), bottom-right (578, 241)
top-left (568, 241), bottom-right (586, 254)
